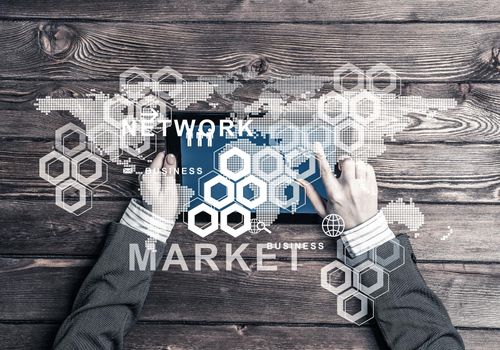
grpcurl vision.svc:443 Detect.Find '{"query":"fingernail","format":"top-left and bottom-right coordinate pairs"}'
top-left (166, 153), bottom-right (176, 165)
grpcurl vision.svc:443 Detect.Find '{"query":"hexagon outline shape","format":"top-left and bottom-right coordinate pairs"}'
top-left (135, 94), bottom-right (172, 125)
top-left (335, 119), bottom-right (365, 153)
top-left (119, 67), bottom-right (152, 100)
top-left (337, 288), bottom-right (372, 325)
top-left (137, 133), bottom-right (159, 160)
top-left (103, 95), bottom-right (135, 129)
top-left (284, 149), bottom-right (317, 181)
top-left (334, 63), bottom-right (365, 92)
top-left (197, 170), bottom-right (221, 199)
top-left (152, 66), bottom-right (187, 101)
top-left (272, 124), bottom-right (303, 152)
top-left (71, 151), bottom-right (103, 186)
top-left (320, 260), bottom-right (353, 295)
top-left (120, 67), bottom-right (151, 89)
top-left (120, 135), bottom-right (155, 159)
top-left (55, 179), bottom-right (92, 215)
top-left (366, 63), bottom-right (399, 94)
top-left (187, 203), bottom-right (219, 238)
top-left (306, 125), bottom-right (336, 150)
top-left (55, 123), bottom-right (87, 157)
top-left (317, 91), bottom-right (349, 126)
top-left (349, 90), bottom-right (382, 126)
top-left (236, 175), bottom-right (268, 209)
top-left (375, 239), bottom-right (405, 272)
top-left (219, 147), bottom-right (251, 181)
top-left (269, 175), bottom-right (300, 209)
top-left (353, 261), bottom-right (387, 296)
top-left (219, 203), bottom-right (251, 238)
top-left (39, 150), bottom-right (71, 185)
top-left (203, 174), bottom-right (235, 210)
top-left (253, 148), bottom-right (284, 181)
top-left (88, 123), bottom-right (123, 162)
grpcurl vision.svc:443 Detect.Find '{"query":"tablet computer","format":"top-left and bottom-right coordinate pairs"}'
top-left (166, 113), bottom-right (330, 219)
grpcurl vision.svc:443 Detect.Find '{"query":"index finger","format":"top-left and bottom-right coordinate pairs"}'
top-left (313, 142), bottom-right (340, 200)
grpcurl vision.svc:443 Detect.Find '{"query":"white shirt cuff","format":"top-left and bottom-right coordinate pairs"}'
top-left (120, 199), bottom-right (174, 243)
top-left (341, 210), bottom-right (395, 257)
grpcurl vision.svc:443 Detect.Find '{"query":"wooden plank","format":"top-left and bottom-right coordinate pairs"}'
top-left (0, 259), bottom-right (498, 328)
top-left (0, 200), bottom-right (498, 262)
top-left (3, 323), bottom-right (500, 350)
top-left (0, 0), bottom-right (499, 22)
top-left (0, 323), bottom-right (497, 350)
top-left (1, 82), bottom-right (500, 143)
top-left (0, 139), bottom-right (498, 202)
top-left (0, 21), bottom-right (499, 81)
top-left (0, 139), bottom-right (142, 198)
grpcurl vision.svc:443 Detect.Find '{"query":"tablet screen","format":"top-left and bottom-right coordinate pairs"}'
top-left (180, 125), bottom-right (327, 214)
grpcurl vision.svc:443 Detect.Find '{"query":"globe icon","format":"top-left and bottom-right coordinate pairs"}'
top-left (321, 214), bottom-right (345, 237)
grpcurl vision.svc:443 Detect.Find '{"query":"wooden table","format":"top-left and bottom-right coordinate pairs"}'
top-left (0, 1), bottom-right (499, 349)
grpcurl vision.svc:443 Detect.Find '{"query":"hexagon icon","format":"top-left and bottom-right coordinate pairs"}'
top-left (220, 203), bottom-right (251, 238)
top-left (333, 63), bottom-right (365, 92)
top-left (269, 175), bottom-right (300, 209)
top-left (335, 119), bottom-right (365, 153)
top-left (135, 94), bottom-right (172, 124)
top-left (71, 151), bottom-right (107, 188)
top-left (39, 150), bottom-right (71, 186)
top-left (152, 66), bottom-right (186, 101)
top-left (187, 203), bottom-right (219, 238)
top-left (305, 125), bottom-right (335, 150)
top-left (321, 260), bottom-right (354, 295)
top-left (271, 124), bottom-right (303, 152)
top-left (103, 95), bottom-right (135, 129)
top-left (236, 175), bottom-right (267, 209)
top-left (55, 123), bottom-right (87, 157)
top-left (350, 90), bottom-right (381, 126)
top-left (88, 124), bottom-right (123, 161)
top-left (203, 175), bottom-right (235, 209)
top-left (317, 91), bottom-right (349, 126)
top-left (219, 147), bottom-right (251, 181)
top-left (120, 67), bottom-right (151, 100)
top-left (55, 179), bottom-right (93, 216)
top-left (337, 288), bottom-right (374, 325)
top-left (121, 134), bottom-right (157, 159)
top-left (366, 63), bottom-right (400, 94)
top-left (353, 261), bottom-right (389, 298)
top-left (253, 148), bottom-right (284, 181)
top-left (284, 149), bottom-right (317, 181)
top-left (375, 238), bottom-right (405, 272)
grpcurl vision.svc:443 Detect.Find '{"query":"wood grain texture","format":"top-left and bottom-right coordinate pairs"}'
top-left (0, 200), bottom-right (498, 262)
top-left (0, 323), bottom-right (497, 350)
top-left (0, 0), bottom-right (499, 22)
top-left (1, 82), bottom-right (500, 143)
top-left (0, 258), bottom-right (498, 328)
top-left (1, 139), bottom-right (498, 201)
top-left (0, 21), bottom-right (499, 81)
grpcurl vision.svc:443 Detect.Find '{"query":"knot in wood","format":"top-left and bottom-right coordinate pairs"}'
top-left (244, 57), bottom-right (269, 77)
top-left (38, 22), bottom-right (76, 59)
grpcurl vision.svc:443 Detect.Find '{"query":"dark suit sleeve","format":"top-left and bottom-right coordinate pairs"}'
top-left (374, 235), bottom-right (465, 350)
top-left (52, 222), bottom-right (166, 350)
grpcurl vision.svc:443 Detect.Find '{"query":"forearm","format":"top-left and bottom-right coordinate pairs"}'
top-left (53, 200), bottom-right (171, 350)
top-left (340, 210), bottom-right (464, 349)
top-left (373, 235), bottom-right (464, 350)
